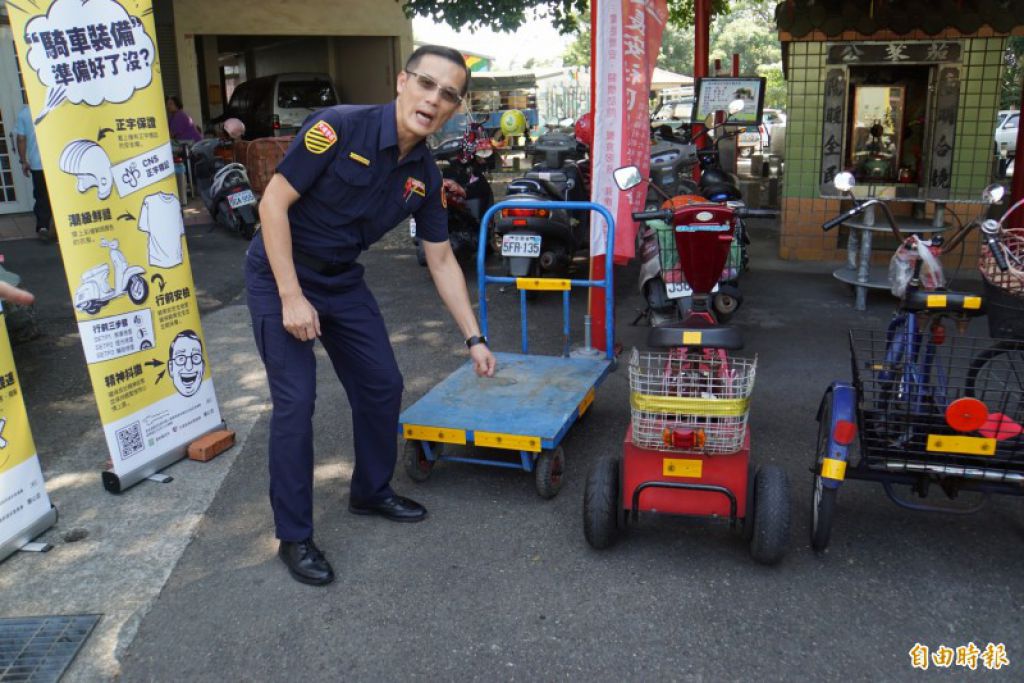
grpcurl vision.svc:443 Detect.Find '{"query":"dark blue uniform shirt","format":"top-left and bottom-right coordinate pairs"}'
top-left (276, 101), bottom-right (448, 261)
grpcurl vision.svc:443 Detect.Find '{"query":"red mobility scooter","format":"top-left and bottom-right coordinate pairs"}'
top-left (583, 165), bottom-right (790, 565)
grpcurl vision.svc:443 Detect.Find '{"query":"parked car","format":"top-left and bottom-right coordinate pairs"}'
top-left (994, 109), bottom-right (1018, 157)
top-left (219, 73), bottom-right (339, 140)
top-left (762, 108), bottom-right (787, 141)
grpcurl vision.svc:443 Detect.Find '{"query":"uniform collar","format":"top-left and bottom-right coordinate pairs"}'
top-left (379, 100), bottom-right (428, 163)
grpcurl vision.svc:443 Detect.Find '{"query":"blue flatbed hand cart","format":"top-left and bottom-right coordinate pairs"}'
top-left (398, 200), bottom-right (616, 498)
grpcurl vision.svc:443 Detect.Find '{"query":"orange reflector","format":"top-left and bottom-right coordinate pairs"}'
top-left (502, 208), bottom-right (549, 218)
top-left (512, 219), bottom-right (527, 226)
top-left (832, 419), bottom-right (857, 445)
top-left (662, 428), bottom-right (706, 450)
top-left (945, 397), bottom-right (989, 433)
top-left (930, 324), bottom-right (946, 345)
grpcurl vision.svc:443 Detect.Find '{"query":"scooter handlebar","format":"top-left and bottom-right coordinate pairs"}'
top-left (822, 205), bottom-right (864, 231)
top-left (984, 231), bottom-right (1010, 272)
top-left (633, 209), bottom-right (673, 222)
top-left (735, 208), bottom-right (778, 219)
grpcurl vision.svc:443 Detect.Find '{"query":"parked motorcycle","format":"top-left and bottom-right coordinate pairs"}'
top-left (189, 138), bottom-right (260, 239)
top-left (492, 116), bottom-right (591, 280)
top-left (74, 238), bottom-right (148, 315)
top-left (637, 103), bottom-right (760, 324)
top-left (413, 116), bottom-right (495, 266)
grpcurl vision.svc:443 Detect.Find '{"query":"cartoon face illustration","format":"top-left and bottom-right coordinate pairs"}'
top-left (59, 140), bottom-right (114, 199)
top-left (168, 330), bottom-right (205, 397)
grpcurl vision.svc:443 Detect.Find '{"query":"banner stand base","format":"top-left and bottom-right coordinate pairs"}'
top-left (102, 421), bottom-right (227, 494)
top-left (146, 473), bottom-right (173, 484)
top-left (0, 505), bottom-right (58, 565)
top-left (19, 541), bottom-right (53, 552)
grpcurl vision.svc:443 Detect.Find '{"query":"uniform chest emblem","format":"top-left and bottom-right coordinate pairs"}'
top-left (403, 176), bottom-right (426, 201)
top-left (304, 120), bottom-right (337, 154)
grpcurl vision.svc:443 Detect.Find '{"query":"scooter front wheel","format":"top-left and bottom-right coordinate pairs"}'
top-left (127, 274), bottom-right (149, 304)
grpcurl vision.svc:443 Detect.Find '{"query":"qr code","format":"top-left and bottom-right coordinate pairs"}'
top-left (115, 422), bottom-right (144, 460)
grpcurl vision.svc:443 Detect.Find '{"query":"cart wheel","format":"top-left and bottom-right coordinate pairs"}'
top-left (403, 439), bottom-right (435, 483)
top-left (811, 396), bottom-right (838, 553)
top-left (583, 455), bottom-right (620, 549)
top-left (534, 446), bottom-right (565, 499)
top-left (748, 464), bottom-right (791, 565)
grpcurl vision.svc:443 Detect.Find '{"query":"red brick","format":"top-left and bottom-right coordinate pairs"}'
top-left (188, 429), bottom-right (236, 462)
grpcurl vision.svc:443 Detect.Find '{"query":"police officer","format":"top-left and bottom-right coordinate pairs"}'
top-left (247, 45), bottom-right (496, 586)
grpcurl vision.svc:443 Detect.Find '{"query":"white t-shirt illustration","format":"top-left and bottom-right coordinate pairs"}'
top-left (138, 192), bottom-right (185, 268)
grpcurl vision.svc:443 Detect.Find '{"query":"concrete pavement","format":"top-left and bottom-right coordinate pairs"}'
top-left (1, 211), bottom-right (1022, 681)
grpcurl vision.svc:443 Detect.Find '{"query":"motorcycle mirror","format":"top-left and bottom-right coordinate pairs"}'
top-left (704, 112), bottom-right (716, 129)
top-left (833, 172), bottom-right (856, 193)
top-left (613, 166), bottom-right (643, 191)
top-left (982, 183), bottom-right (1005, 204)
top-left (728, 99), bottom-right (745, 115)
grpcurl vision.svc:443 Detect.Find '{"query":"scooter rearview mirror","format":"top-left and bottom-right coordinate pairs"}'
top-left (613, 166), bottom-right (643, 191)
top-left (833, 172), bottom-right (856, 193)
top-left (982, 183), bottom-right (1005, 204)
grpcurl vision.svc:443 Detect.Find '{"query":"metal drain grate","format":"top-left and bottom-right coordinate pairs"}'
top-left (0, 615), bottom-right (100, 682)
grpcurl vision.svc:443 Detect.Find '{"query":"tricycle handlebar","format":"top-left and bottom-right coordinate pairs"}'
top-left (822, 198), bottom-right (903, 241)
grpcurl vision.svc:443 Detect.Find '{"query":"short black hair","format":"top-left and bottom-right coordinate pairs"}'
top-left (405, 45), bottom-right (471, 96)
top-left (167, 95), bottom-right (183, 109)
top-left (168, 329), bottom-right (203, 364)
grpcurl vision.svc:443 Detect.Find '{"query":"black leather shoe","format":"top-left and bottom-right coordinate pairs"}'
top-left (278, 538), bottom-right (335, 586)
top-left (348, 494), bottom-right (427, 523)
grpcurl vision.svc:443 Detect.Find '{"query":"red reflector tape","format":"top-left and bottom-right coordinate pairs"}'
top-left (832, 419), bottom-right (857, 445)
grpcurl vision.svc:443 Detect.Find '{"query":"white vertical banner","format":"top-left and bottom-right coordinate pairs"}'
top-left (590, 0), bottom-right (668, 261)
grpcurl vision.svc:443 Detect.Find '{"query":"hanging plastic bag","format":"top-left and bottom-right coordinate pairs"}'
top-left (889, 236), bottom-right (944, 297)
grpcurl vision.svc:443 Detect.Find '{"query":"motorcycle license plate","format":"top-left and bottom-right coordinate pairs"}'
top-left (227, 189), bottom-right (256, 208)
top-left (738, 132), bottom-right (761, 145)
top-left (502, 234), bottom-right (542, 258)
top-left (665, 281), bottom-right (720, 299)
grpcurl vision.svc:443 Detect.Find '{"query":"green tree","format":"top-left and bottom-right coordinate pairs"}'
top-left (403, 0), bottom-right (729, 34)
top-left (1000, 36), bottom-right (1024, 111)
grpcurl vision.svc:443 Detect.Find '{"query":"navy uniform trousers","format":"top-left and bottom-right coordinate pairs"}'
top-left (245, 235), bottom-right (402, 542)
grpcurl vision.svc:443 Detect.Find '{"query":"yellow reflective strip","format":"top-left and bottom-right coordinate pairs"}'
top-left (348, 152), bottom-right (371, 166)
top-left (516, 278), bottom-right (571, 291)
top-left (820, 457), bottom-right (847, 480)
top-left (663, 458), bottom-right (703, 478)
top-left (403, 424), bottom-right (467, 445)
top-left (963, 296), bottom-right (982, 310)
top-left (927, 294), bottom-right (948, 308)
top-left (474, 431), bottom-right (542, 452)
top-left (683, 331), bottom-right (703, 345)
top-left (578, 387), bottom-right (595, 417)
top-left (926, 434), bottom-right (997, 456)
top-left (630, 392), bottom-right (749, 417)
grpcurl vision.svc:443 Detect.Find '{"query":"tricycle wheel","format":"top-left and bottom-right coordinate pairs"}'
top-left (403, 439), bottom-right (435, 483)
top-left (583, 455), bottom-right (620, 549)
top-left (534, 446), bottom-right (565, 499)
top-left (748, 464), bottom-right (791, 565)
top-left (811, 396), bottom-right (838, 553)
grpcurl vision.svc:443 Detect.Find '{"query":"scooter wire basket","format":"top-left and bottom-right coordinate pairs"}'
top-left (629, 348), bottom-right (757, 454)
top-left (978, 225), bottom-right (1024, 297)
top-left (653, 220), bottom-right (741, 286)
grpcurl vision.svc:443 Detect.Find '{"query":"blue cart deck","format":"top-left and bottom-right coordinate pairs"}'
top-left (400, 352), bottom-right (613, 449)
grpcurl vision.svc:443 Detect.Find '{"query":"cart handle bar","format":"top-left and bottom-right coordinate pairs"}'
top-left (477, 200), bottom-right (616, 362)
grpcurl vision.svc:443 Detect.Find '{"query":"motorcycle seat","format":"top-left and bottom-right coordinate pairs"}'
top-left (700, 182), bottom-right (742, 202)
top-left (646, 323), bottom-right (744, 350)
top-left (82, 264), bottom-right (110, 282)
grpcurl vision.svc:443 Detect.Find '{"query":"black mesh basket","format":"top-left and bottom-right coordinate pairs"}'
top-left (983, 279), bottom-right (1024, 340)
top-left (849, 330), bottom-right (1024, 478)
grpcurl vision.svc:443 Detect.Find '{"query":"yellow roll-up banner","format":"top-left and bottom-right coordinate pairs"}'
top-left (8, 0), bottom-right (223, 490)
top-left (0, 306), bottom-right (55, 562)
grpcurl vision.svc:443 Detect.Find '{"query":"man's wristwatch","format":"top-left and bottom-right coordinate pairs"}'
top-left (465, 335), bottom-right (488, 349)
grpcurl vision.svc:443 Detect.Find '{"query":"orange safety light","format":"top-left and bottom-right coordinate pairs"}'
top-left (945, 397), bottom-right (989, 433)
top-left (662, 428), bottom-right (706, 450)
top-left (832, 419), bottom-right (857, 445)
top-left (502, 208), bottom-right (549, 218)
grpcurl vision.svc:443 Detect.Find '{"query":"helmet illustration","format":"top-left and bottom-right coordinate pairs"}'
top-left (574, 112), bottom-right (594, 148)
top-left (500, 109), bottom-right (527, 137)
top-left (59, 140), bottom-right (114, 199)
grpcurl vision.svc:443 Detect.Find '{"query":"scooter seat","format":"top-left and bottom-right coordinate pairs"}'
top-left (646, 323), bottom-right (744, 350)
top-left (82, 264), bottom-right (110, 282)
top-left (700, 182), bottom-right (742, 202)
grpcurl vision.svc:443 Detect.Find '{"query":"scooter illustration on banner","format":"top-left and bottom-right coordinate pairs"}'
top-left (75, 238), bottom-right (149, 315)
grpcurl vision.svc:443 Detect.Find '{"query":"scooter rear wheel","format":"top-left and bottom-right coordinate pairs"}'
top-left (127, 275), bottom-right (149, 305)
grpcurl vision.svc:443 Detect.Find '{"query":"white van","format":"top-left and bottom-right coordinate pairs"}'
top-left (223, 73), bottom-right (339, 139)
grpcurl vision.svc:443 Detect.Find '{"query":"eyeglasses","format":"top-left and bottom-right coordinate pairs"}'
top-left (405, 70), bottom-right (463, 106)
top-left (173, 353), bottom-right (203, 367)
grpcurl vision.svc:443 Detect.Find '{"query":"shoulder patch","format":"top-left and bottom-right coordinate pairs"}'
top-left (304, 120), bottom-right (338, 154)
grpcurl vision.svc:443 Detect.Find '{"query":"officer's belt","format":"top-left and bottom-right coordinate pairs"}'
top-left (292, 248), bottom-right (355, 276)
